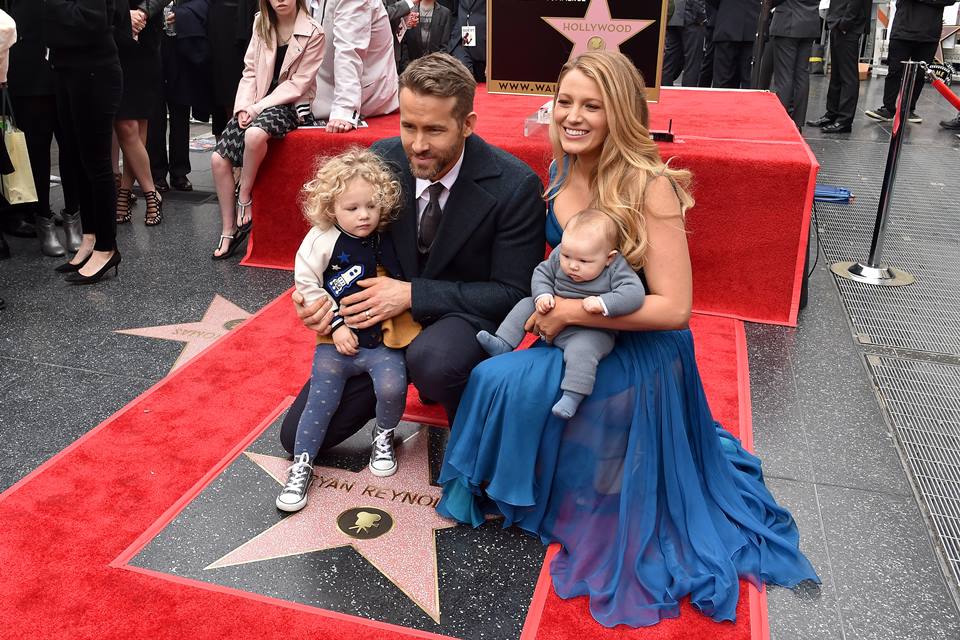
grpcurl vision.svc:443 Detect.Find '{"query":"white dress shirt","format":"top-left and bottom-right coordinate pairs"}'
top-left (414, 146), bottom-right (465, 228)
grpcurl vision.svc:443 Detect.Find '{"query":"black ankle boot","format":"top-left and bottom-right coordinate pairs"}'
top-left (0, 232), bottom-right (9, 260)
top-left (62, 211), bottom-right (83, 253)
top-left (36, 216), bottom-right (66, 257)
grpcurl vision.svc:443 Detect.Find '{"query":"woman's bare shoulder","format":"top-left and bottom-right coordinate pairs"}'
top-left (643, 174), bottom-right (683, 220)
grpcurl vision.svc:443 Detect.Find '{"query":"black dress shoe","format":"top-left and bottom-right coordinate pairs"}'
top-left (1, 217), bottom-right (36, 238)
top-left (806, 115), bottom-right (835, 128)
top-left (154, 177), bottom-right (170, 193)
top-left (821, 121), bottom-right (852, 134)
top-left (170, 176), bottom-right (193, 191)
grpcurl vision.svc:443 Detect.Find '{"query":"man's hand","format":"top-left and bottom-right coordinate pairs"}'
top-left (332, 325), bottom-right (359, 356)
top-left (130, 9), bottom-right (147, 33)
top-left (292, 290), bottom-right (334, 335)
top-left (524, 296), bottom-right (578, 342)
top-left (339, 277), bottom-right (412, 330)
top-left (535, 294), bottom-right (555, 315)
top-left (404, 12), bottom-right (419, 27)
top-left (582, 296), bottom-right (604, 314)
top-left (326, 119), bottom-right (355, 133)
top-left (237, 109), bottom-right (253, 128)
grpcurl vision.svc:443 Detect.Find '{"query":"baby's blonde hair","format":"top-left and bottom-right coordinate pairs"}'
top-left (564, 208), bottom-right (620, 251)
top-left (300, 147), bottom-right (402, 231)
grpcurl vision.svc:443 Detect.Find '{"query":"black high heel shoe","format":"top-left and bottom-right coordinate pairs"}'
top-left (65, 250), bottom-right (121, 285)
top-left (54, 253), bottom-right (91, 273)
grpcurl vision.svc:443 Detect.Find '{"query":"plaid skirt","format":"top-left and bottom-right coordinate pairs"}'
top-left (214, 104), bottom-right (299, 166)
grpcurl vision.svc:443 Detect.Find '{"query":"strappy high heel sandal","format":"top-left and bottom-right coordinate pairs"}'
top-left (115, 173), bottom-right (135, 205)
top-left (116, 187), bottom-right (134, 224)
top-left (211, 231), bottom-right (244, 261)
top-left (235, 195), bottom-right (253, 245)
top-left (144, 191), bottom-right (163, 226)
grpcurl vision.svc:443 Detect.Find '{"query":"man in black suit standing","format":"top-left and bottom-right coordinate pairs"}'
top-left (447, 0), bottom-right (485, 82)
top-left (708, 0), bottom-right (761, 88)
top-left (281, 53), bottom-right (545, 456)
top-left (663, 0), bottom-right (708, 87)
top-left (769, 0), bottom-right (821, 128)
top-left (807, 0), bottom-right (871, 133)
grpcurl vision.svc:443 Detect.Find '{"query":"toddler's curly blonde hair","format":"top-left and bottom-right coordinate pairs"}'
top-left (300, 147), bottom-right (402, 231)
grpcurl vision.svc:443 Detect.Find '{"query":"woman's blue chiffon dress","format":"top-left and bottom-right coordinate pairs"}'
top-left (436, 202), bottom-right (819, 628)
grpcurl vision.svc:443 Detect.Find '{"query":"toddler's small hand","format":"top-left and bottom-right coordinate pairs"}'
top-left (535, 295), bottom-right (555, 315)
top-left (582, 296), bottom-right (604, 314)
top-left (333, 325), bottom-right (359, 356)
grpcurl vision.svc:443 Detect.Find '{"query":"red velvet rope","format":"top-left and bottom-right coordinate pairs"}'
top-left (931, 77), bottom-right (960, 111)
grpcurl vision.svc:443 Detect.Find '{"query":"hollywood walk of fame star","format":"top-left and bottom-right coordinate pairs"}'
top-left (115, 295), bottom-right (251, 372)
top-left (936, 24), bottom-right (960, 64)
top-left (205, 429), bottom-right (457, 623)
top-left (542, 0), bottom-right (654, 59)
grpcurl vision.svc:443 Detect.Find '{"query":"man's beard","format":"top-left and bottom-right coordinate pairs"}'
top-left (406, 144), bottom-right (459, 181)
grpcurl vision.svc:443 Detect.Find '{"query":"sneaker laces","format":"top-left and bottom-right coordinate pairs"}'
top-left (282, 452), bottom-right (312, 493)
top-left (372, 427), bottom-right (395, 462)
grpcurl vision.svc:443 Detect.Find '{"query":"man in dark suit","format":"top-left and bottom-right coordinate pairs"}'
top-left (708, 0), bottom-right (761, 88)
top-left (807, 0), bottom-right (871, 133)
top-left (400, 0), bottom-right (453, 70)
top-left (769, 0), bottom-right (821, 128)
top-left (663, 0), bottom-right (707, 87)
top-left (447, 0), bottom-right (485, 82)
top-left (280, 52), bottom-right (545, 456)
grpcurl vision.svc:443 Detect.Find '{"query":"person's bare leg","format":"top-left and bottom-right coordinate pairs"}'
top-left (211, 151), bottom-right (239, 257)
top-left (69, 233), bottom-right (96, 266)
top-left (115, 119), bottom-right (156, 194)
top-left (236, 126), bottom-right (269, 226)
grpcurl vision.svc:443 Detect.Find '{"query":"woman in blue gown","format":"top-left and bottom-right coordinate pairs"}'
top-left (436, 51), bottom-right (819, 628)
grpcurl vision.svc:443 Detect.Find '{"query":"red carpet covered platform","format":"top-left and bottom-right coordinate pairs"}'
top-left (246, 87), bottom-right (817, 326)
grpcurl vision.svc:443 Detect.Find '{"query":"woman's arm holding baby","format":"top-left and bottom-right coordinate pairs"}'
top-left (529, 176), bottom-right (692, 339)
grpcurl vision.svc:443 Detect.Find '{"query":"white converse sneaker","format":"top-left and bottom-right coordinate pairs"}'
top-left (369, 425), bottom-right (398, 477)
top-left (276, 452), bottom-right (313, 512)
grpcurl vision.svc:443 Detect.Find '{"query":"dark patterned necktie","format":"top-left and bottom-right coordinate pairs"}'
top-left (418, 183), bottom-right (444, 254)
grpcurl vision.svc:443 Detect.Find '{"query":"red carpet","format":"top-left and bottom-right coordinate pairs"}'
top-left (0, 294), bottom-right (765, 640)
top-left (246, 86), bottom-right (816, 326)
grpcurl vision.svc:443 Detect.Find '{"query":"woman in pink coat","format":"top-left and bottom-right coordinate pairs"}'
top-left (210, 0), bottom-right (324, 260)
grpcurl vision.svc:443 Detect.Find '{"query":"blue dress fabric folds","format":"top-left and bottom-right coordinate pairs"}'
top-left (436, 202), bottom-right (819, 628)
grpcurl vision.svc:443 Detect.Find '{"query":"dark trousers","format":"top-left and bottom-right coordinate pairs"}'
top-left (699, 27), bottom-right (715, 87)
top-left (663, 25), bottom-right (706, 87)
top-left (824, 28), bottom-right (861, 126)
top-left (55, 63), bottom-right (122, 252)
top-left (883, 38), bottom-right (939, 113)
top-left (713, 40), bottom-right (753, 88)
top-left (771, 36), bottom-right (814, 127)
top-left (8, 95), bottom-right (56, 220)
top-left (280, 315), bottom-right (488, 454)
top-left (147, 99), bottom-right (191, 182)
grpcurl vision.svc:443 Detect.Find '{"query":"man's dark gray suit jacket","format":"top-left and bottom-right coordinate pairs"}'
top-left (371, 134), bottom-right (546, 332)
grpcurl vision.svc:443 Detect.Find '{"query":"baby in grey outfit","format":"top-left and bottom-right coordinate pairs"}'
top-left (477, 208), bottom-right (646, 419)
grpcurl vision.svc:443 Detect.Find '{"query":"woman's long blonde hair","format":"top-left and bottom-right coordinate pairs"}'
top-left (300, 147), bottom-right (402, 231)
top-left (546, 52), bottom-right (694, 270)
top-left (256, 0), bottom-right (308, 47)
